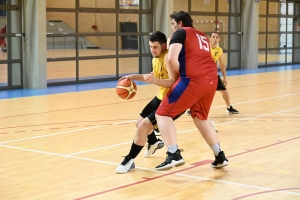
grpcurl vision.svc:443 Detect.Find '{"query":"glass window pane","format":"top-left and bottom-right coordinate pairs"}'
top-left (118, 35), bottom-right (139, 55)
top-left (3, 11), bottom-right (21, 33)
top-left (228, 16), bottom-right (240, 32)
top-left (218, 16), bottom-right (229, 33)
top-left (47, 0), bottom-right (75, 9)
top-left (293, 49), bottom-right (300, 62)
top-left (140, 14), bottom-right (152, 32)
top-left (47, 61), bottom-right (76, 83)
top-left (119, 57), bottom-right (138, 76)
top-left (228, 0), bottom-right (240, 13)
top-left (47, 37), bottom-right (76, 58)
top-left (174, 0), bottom-right (188, 11)
top-left (79, 13), bottom-right (116, 33)
top-left (0, 63), bottom-right (7, 86)
top-left (259, 17), bottom-right (266, 32)
top-left (259, 1), bottom-right (267, 15)
top-left (227, 52), bottom-right (240, 69)
top-left (79, 58), bottom-right (116, 80)
top-left (287, 3), bottom-right (294, 15)
top-left (119, 0), bottom-right (140, 10)
top-left (268, 2), bottom-right (280, 15)
top-left (268, 17), bottom-right (279, 32)
top-left (218, 1), bottom-right (229, 12)
top-left (259, 34), bottom-right (266, 49)
top-left (287, 33), bottom-right (292, 48)
top-left (191, 0), bottom-right (215, 12)
top-left (267, 50), bottom-right (285, 64)
top-left (46, 12), bottom-right (76, 33)
top-left (267, 34), bottom-right (280, 48)
top-left (3, 0), bottom-right (19, 5)
top-left (293, 33), bottom-right (300, 47)
top-left (193, 16), bottom-right (216, 34)
top-left (5, 36), bottom-right (21, 60)
top-left (80, 0), bottom-right (115, 8)
top-left (9, 63), bottom-right (21, 86)
top-left (258, 51), bottom-right (266, 65)
top-left (228, 34), bottom-right (240, 50)
top-left (279, 34), bottom-right (286, 48)
top-left (79, 36), bottom-right (116, 57)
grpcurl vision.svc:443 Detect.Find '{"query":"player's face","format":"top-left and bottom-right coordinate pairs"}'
top-left (149, 41), bottom-right (165, 58)
top-left (210, 33), bottom-right (220, 47)
top-left (171, 19), bottom-right (181, 32)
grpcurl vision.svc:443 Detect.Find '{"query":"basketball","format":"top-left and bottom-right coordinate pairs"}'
top-left (116, 79), bottom-right (137, 100)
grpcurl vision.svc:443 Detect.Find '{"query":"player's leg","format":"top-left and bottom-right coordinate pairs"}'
top-left (192, 80), bottom-right (228, 168)
top-left (217, 75), bottom-right (239, 114)
top-left (154, 114), bottom-right (184, 171)
top-left (155, 79), bottom-right (198, 171)
top-left (143, 112), bottom-right (164, 158)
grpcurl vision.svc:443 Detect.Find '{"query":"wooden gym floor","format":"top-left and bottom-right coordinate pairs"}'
top-left (0, 66), bottom-right (300, 199)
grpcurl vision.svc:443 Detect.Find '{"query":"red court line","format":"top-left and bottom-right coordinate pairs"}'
top-left (75, 135), bottom-right (300, 200)
top-left (74, 160), bottom-right (212, 200)
top-left (232, 187), bottom-right (300, 199)
top-left (0, 98), bottom-right (150, 120)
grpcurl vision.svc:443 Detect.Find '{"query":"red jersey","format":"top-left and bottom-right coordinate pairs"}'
top-left (169, 27), bottom-right (217, 79)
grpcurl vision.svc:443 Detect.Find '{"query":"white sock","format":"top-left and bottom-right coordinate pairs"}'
top-left (167, 144), bottom-right (178, 153)
top-left (210, 143), bottom-right (221, 156)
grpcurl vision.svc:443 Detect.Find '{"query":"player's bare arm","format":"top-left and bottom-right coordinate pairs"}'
top-left (218, 53), bottom-right (227, 86)
top-left (120, 74), bottom-right (146, 82)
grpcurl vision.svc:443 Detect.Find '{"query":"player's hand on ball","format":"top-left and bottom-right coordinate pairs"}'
top-left (144, 72), bottom-right (155, 84)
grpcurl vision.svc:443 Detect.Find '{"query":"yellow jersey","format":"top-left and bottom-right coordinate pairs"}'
top-left (210, 45), bottom-right (223, 63)
top-left (152, 50), bottom-right (169, 100)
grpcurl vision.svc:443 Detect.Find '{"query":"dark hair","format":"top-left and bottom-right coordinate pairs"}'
top-left (149, 31), bottom-right (167, 45)
top-left (169, 10), bottom-right (193, 27)
top-left (210, 31), bottom-right (220, 37)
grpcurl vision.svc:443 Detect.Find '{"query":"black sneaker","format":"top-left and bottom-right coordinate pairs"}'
top-left (211, 151), bottom-right (228, 168)
top-left (155, 149), bottom-right (185, 171)
top-left (226, 105), bottom-right (239, 114)
top-left (186, 110), bottom-right (191, 116)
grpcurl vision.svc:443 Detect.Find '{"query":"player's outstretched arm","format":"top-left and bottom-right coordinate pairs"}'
top-left (119, 74), bottom-right (146, 82)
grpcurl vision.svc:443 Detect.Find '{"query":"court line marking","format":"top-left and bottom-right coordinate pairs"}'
top-left (1, 136), bottom-right (300, 200)
top-left (68, 106), bottom-right (300, 156)
top-left (0, 120), bottom-right (135, 144)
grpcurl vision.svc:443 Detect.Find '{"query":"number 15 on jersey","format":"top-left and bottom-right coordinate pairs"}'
top-left (196, 34), bottom-right (210, 52)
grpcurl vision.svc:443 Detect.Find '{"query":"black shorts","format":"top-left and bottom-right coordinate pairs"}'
top-left (140, 96), bottom-right (184, 130)
top-left (216, 75), bottom-right (227, 91)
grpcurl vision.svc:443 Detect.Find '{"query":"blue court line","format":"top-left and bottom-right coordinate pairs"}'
top-left (0, 64), bottom-right (299, 100)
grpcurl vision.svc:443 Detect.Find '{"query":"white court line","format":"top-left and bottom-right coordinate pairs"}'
top-left (274, 113), bottom-right (300, 117)
top-left (213, 92), bottom-right (300, 109)
top-left (1, 93), bottom-right (300, 145)
top-left (68, 106), bottom-right (300, 156)
top-left (0, 120), bottom-right (135, 145)
top-left (1, 144), bottom-right (299, 196)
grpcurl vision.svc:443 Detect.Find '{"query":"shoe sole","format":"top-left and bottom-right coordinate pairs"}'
top-left (115, 163), bottom-right (135, 174)
top-left (155, 159), bottom-right (185, 171)
top-left (226, 110), bottom-right (239, 114)
top-left (211, 161), bottom-right (228, 168)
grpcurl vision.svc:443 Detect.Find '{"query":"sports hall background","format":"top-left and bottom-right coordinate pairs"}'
top-left (0, 0), bottom-right (299, 90)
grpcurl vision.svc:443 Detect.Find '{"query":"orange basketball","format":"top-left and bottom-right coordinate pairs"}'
top-left (116, 79), bottom-right (137, 100)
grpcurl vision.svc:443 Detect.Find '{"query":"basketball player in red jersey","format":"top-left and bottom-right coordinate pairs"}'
top-left (144, 11), bottom-right (228, 171)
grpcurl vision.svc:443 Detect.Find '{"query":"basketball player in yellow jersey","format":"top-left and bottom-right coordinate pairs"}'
top-left (116, 31), bottom-right (184, 174)
top-left (210, 31), bottom-right (239, 114)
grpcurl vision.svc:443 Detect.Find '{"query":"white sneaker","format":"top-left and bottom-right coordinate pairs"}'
top-left (144, 139), bottom-right (165, 158)
top-left (115, 156), bottom-right (135, 174)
